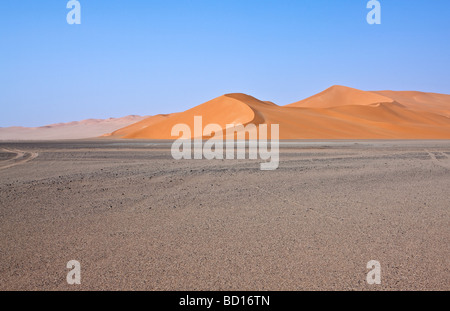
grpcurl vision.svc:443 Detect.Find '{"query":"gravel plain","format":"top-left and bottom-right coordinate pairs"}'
top-left (0, 140), bottom-right (449, 290)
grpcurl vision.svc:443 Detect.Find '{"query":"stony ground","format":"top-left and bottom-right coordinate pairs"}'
top-left (0, 140), bottom-right (449, 290)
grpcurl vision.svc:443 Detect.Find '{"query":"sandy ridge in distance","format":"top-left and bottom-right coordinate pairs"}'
top-left (0, 115), bottom-right (147, 141)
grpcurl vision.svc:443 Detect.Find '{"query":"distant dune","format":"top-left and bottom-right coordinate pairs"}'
top-left (107, 86), bottom-right (450, 139)
top-left (0, 115), bottom-right (146, 141)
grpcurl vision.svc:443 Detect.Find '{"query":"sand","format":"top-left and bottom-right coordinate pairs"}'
top-left (0, 140), bottom-right (449, 290)
top-left (107, 86), bottom-right (450, 140)
top-left (0, 115), bottom-right (146, 141)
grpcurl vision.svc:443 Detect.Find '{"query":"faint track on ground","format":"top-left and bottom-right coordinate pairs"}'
top-left (0, 149), bottom-right (39, 170)
top-left (425, 149), bottom-right (450, 169)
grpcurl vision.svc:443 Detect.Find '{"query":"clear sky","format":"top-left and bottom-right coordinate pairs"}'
top-left (1, 0), bottom-right (449, 127)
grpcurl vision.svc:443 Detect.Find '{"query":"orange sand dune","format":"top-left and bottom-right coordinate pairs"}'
top-left (109, 94), bottom-right (259, 139)
top-left (108, 86), bottom-right (450, 139)
top-left (290, 85), bottom-right (450, 117)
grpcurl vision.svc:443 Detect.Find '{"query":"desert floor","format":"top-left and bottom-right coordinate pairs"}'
top-left (0, 140), bottom-right (449, 290)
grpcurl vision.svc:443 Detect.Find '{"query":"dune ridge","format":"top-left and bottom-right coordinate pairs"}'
top-left (108, 86), bottom-right (450, 139)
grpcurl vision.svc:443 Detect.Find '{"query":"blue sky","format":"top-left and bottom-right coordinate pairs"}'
top-left (1, 0), bottom-right (449, 127)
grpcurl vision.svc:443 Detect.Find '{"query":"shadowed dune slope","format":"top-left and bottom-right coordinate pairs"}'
top-left (107, 86), bottom-right (450, 139)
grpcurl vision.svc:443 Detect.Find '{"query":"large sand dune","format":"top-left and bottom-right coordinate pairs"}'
top-left (108, 86), bottom-right (450, 139)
